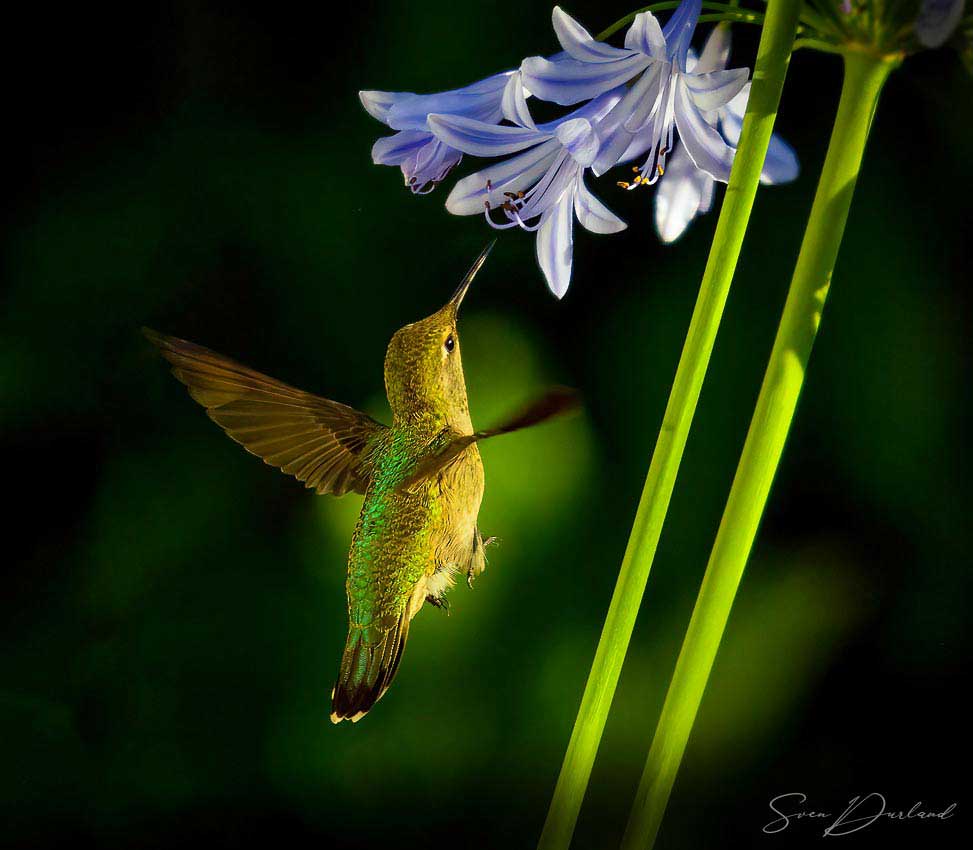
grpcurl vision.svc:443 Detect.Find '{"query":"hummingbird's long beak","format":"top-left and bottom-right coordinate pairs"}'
top-left (449, 240), bottom-right (496, 311)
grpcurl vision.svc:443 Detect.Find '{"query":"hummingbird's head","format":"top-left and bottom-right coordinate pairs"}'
top-left (383, 242), bottom-right (494, 429)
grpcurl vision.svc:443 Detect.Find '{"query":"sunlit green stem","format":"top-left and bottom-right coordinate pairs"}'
top-left (619, 48), bottom-right (899, 850)
top-left (535, 4), bottom-right (802, 850)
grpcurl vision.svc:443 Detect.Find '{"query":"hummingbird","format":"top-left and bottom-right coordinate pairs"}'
top-left (144, 243), bottom-right (577, 723)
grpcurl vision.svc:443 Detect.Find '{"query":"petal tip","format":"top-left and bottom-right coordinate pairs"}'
top-left (359, 89), bottom-right (392, 122)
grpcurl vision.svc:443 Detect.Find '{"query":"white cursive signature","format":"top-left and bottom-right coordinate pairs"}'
top-left (763, 792), bottom-right (957, 836)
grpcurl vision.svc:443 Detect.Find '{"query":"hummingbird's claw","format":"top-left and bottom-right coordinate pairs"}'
top-left (467, 529), bottom-right (496, 589)
top-left (427, 594), bottom-right (450, 615)
top-left (482, 536), bottom-right (498, 548)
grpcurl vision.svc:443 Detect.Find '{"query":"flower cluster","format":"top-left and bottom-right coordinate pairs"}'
top-left (801, 0), bottom-right (968, 56)
top-left (915, 0), bottom-right (966, 48)
top-left (361, 1), bottom-right (798, 297)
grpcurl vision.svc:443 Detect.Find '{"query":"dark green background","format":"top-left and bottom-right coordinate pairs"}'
top-left (4, 2), bottom-right (969, 848)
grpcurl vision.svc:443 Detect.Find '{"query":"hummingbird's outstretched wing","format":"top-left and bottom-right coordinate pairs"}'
top-left (143, 328), bottom-right (387, 496)
top-left (399, 386), bottom-right (580, 488)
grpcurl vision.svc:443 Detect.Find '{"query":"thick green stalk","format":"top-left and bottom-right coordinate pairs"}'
top-left (536, 4), bottom-right (802, 849)
top-left (619, 48), bottom-right (899, 850)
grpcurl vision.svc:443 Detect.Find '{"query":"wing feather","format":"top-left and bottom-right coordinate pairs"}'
top-left (144, 328), bottom-right (387, 495)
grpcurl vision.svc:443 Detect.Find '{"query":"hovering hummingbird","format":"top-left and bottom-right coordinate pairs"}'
top-left (144, 243), bottom-right (577, 723)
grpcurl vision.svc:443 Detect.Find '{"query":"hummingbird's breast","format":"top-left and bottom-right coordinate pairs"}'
top-left (434, 441), bottom-right (484, 564)
top-left (344, 428), bottom-right (485, 637)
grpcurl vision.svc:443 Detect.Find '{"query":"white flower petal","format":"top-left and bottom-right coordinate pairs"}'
top-left (722, 82), bottom-right (750, 144)
top-left (402, 139), bottom-right (463, 192)
top-left (591, 124), bottom-right (634, 177)
top-left (684, 67), bottom-right (749, 112)
top-left (574, 174), bottom-right (627, 234)
top-left (518, 153), bottom-right (577, 221)
top-left (445, 141), bottom-right (561, 215)
top-left (556, 118), bottom-right (599, 167)
top-left (654, 144), bottom-right (711, 243)
top-left (536, 191), bottom-right (575, 298)
top-left (622, 62), bottom-right (667, 132)
top-left (663, 0), bottom-right (703, 70)
top-left (502, 71), bottom-right (536, 129)
top-left (698, 170), bottom-right (716, 214)
top-left (521, 53), bottom-right (649, 105)
top-left (760, 134), bottom-right (800, 185)
top-left (624, 12), bottom-right (667, 59)
top-left (371, 130), bottom-right (430, 165)
top-left (427, 113), bottom-right (550, 157)
top-left (460, 72), bottom-right (518, 95)
top-left (552, 88), bottom-right (626, 128)
top-left (386, 72), bottom-right (512, 130)
top-left (591, 66), bottom-right (666, 175)
top-left (360, 90), bottom-right (415, 124)
top-left (674, 80), bottom-right (735, 182)
top-left (695, 24), bottom-right (732, 74)
top-left (553, 6), bottom-right (632, 63)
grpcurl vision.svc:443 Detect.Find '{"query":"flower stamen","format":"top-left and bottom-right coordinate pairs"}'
top-left (482, 177), bottom-right (552, 231)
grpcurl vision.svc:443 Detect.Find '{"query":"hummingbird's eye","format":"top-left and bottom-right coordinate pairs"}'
top-left (444, 334), bottom-right (455, 353)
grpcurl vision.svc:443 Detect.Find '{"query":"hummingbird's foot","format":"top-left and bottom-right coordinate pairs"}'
top-left (466, 558), bottom-right (483, 589)
top-left (482, 536), bottom-right (498, 548)
top-left (426, 593), bottom-right (450, 615)
top-left (468, 529), bottom-right (496, 588)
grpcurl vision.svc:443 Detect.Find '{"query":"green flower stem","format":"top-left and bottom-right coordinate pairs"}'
top-left (793, 37), bottom-right (847, 54)
top-left (536, 4), bottom-right (802, 850)
top-left (619, 48), bottom-right (899, 850)
top-left (597, 3), bottom-right (765, 40)
top-left (697, 13), bottom-right (764, 25)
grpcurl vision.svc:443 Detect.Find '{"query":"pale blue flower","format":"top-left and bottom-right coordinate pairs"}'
top-left (915, 0), bottom-right (965, 48)
top-left (653, 27), bottom-right (799, 243)
top-left (520, 12), bottom-right (661, 105)
top-left (521, 2), bottom-right (749, 183)
top-left (428, 93), bottom-right (626, 298)
top-left (368, 131), bottom-right (464, 195)
top-left (360, 73), bottom-right (513, 193)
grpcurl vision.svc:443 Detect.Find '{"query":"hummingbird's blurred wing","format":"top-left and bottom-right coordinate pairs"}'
top-left (399, 386), bottom-right (580, 488)
top-left (144, 329), bottom-right (387, 496)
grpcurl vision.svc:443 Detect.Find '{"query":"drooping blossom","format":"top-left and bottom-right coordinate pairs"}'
top-left (360, 73), bottom-right (513, 193)
top-left (428, 92), bottom-right (626, 297)
top-left (653, 27), bottom-right (799, 243)
top-left (358, 2), bottom-right (806, 295)
top-left (521, 2), bottom-right (750, 183)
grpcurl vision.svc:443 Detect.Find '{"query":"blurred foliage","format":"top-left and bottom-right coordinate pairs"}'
top-left (2, 1), bottom-right (969, 848)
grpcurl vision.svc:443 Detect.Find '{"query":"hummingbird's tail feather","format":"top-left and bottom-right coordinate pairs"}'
top-left (330, 615), bottom-right (410, 724)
